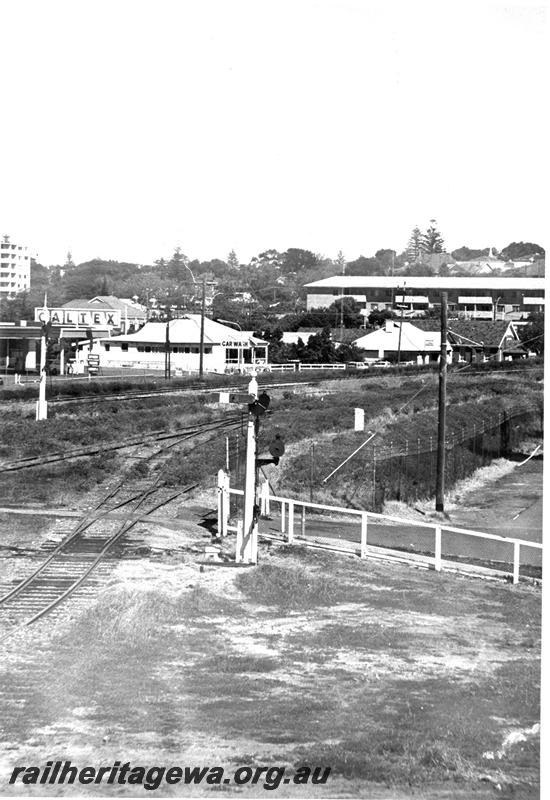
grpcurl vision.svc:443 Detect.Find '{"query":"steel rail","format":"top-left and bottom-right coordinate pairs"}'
top-left (0, 487), bottom-right (159, 606)
top-left (22, 486), bottom-right (196, 627)
top-left (0, 415), bottom-right (242, 473)
top-left (0, 484), bottom-right (197, 641)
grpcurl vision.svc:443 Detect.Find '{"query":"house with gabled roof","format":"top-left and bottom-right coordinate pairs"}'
top-left (87, 315), bottom-right (268, 374)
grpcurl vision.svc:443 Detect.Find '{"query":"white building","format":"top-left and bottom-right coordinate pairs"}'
top-left (86, 315), bottom-right (268, 373)
top-left (353, 319), bottom-right (446, 363)
top-left (0, 235), bottom-right (31, 297)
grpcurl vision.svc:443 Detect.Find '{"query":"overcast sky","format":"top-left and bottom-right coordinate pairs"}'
top-left (1, 0), bottom-right (546, 266)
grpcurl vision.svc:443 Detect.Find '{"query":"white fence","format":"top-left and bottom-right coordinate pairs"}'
top-left (218, 473), bottom-right (541, 584)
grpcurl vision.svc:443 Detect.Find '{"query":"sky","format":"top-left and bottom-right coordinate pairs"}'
top-left (0, 0), bottom-right (547, 266)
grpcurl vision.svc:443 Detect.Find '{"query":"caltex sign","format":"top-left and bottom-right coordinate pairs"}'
top-left (34, 308), bottom-right (121, 327)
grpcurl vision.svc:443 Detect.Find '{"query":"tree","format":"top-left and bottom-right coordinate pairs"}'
top-left (336, 250), bottom-right (346, 275)
top-left (406, 226), bottom-right (423, 263)
top-left (518, 311), bottom-right (544, 355)
top-left (368, 308), bottom-right (393, 327)
top-left (500, 242), bottom-right (545, 260)
top-left (451, 246), bottom-right (490, 261)
top-left (375, 249), bottom-right (396, 273)
top-left (422, 219), bottom-right (445, 254)
top-left (227, 250), bottom-right (240, 270)
top-left (280, 248), bottom-right (319, 274)
top-left (346, 256), bottom-right (381, 276)
top-left (327, 297), bottom-right (363, 328)
top-left (166, 247), bottom-right (190, 282)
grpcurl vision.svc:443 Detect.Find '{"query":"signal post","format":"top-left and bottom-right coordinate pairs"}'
top-left (219, 372), bottom-right (282, 565)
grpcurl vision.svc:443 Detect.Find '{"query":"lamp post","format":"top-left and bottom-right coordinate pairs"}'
top-left (218, 318), bottom-right (243, 373)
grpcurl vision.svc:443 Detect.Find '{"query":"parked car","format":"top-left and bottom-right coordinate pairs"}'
top-left (371, 360), bottom-right (393, 368)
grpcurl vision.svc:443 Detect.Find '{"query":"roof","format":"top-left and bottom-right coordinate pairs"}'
top-left (62, 296), bottom-right (146, 318)
top-left (304, 275), bottom-right (546, 291)
top-left (331, 327), bottom-right (367, 344)
top-left (446, 321), bottom-right (517, 348)
top-left (104, 315), bottom-right (267, 346)
top-left (352, 321), bottom-right (443, 352)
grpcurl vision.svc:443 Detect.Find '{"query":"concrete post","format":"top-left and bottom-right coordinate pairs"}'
top-left (35, 335), bottom-right (48, 421)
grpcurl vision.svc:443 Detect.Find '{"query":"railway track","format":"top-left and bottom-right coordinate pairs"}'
top-left (0, 409), bottom-right (246, 640)
top-left (0, 414), bottom-right (243, 473)
top-left (0, 481), bottom-right (197, 641)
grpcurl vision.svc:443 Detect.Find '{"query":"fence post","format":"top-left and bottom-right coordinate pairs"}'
top-left (281, 500), bottom-right (286, 534)
top-left (235, 520), bottom-right (244, 563)
top-left (301, 505), bottom-right (306, 537)
top-left (512, 541), bottom-right (520, 584)
top-left (259, 479), bottom-right (270, 516)
top-left (288, 501), bottom-right (295, 543)
top-left (361, 512), bottom-right (368, 559)
top-left (217, 469), bottom-right (229, 537)
top-left (434, 525), bottom-right (442, 571)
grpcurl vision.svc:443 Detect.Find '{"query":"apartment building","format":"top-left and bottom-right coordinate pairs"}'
top-left (0, 235), bottom-right (31, 297)
top-left (305, 275), bottom-right (545, 321)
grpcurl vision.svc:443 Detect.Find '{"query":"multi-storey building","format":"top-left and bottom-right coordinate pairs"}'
top-left (304, 275), bottom-right (545, 321)
top-left (0, 235), bottom-right (31, 297)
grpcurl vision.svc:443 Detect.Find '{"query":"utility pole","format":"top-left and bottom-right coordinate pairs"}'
top-left (396, 283), bottom-right (406, 365)
top-left (435, 291), bottom-right (448, 512)
top-left (164, 318), bottom-right (171, 380)
top-left (339, 288), bottom-right (345, 344)
top-left (199, 277), bottom-right (206, 378)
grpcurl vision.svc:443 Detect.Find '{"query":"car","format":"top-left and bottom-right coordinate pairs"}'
top-left (371, 360), bottom-right (393, 368)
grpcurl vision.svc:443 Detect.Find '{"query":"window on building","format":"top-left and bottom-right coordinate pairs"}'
top-left (145, 346), bottom-right (151, 353)
top-left (104, 344), bottom-right (110, 351)
top-left (204, 347), bottom-right (212, 354)
top-left (512, 305), bottom-right (520, 313)
top-left (191, 347), bottom-right (199, 353)
top-left (137, 346), bottom-right (145, 352)
top-left (121, 343), bottom-right (128, 351)
top-left (184, 346), bottom-right (190, 353)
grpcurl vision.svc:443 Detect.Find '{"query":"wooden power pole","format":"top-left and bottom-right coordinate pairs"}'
top-left (199, 277), bottom-right (206, 378)
top-left (435, 291), bottom-right (448, 512)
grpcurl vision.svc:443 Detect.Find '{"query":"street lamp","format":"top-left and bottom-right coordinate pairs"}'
top-left (218, 318), bottom-right (243, 373)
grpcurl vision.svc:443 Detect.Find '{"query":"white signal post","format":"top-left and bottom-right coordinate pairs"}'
top-left (218, 371), bottom-right (262, 564)
top-left (239, 369), bottom-right (259, 564)
top-left (36, 305), bottom-right (49, 421)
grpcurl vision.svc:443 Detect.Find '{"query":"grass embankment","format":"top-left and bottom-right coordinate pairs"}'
top-left (0, 393), bottom-right (214, 504)
top-left (0, 368), bottom-right (542, 509)
top-left (255, 373), bottom-right (543, 510)
top-left (1, 548), bottom-right (540, 797)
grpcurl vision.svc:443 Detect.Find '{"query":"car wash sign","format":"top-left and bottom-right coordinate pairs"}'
top-left (34, 307), bottom-right (121, 328)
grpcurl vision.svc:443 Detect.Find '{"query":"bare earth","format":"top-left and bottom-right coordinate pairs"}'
top-left (0, 458), bottom-right (542, 799)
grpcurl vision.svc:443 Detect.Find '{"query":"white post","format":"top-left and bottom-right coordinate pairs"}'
top-left (360, 512), bottom-right (368, 558)
top-left (354, 408), bottom-right (365, 431)
top-left (281, 500), bottom-right (286, 533)
top-left (434, 525), bottom-right (442, 571)
top-left (235, 521), bottom-right (244, 563)
top-left (288, 500), bottom-right (295, 543)
top-left (259, 479), bottom-right (270, 516)
top-left (301, 505), bottom-right (306, 537)
top-left (35, 334), bottom-right (48, 421)
top-left (512, 541), bottom-right (520, 584)
top-left (241, 370), bottom-right (259, 563)
top-left (217, 469), bottom-right (229, 537)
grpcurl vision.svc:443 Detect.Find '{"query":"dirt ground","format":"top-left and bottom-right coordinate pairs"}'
top-left (0, 491), bottom-right (542, 799)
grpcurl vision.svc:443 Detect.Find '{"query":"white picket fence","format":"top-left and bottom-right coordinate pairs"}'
top-left (217, 471), bottom-right (542, 584)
